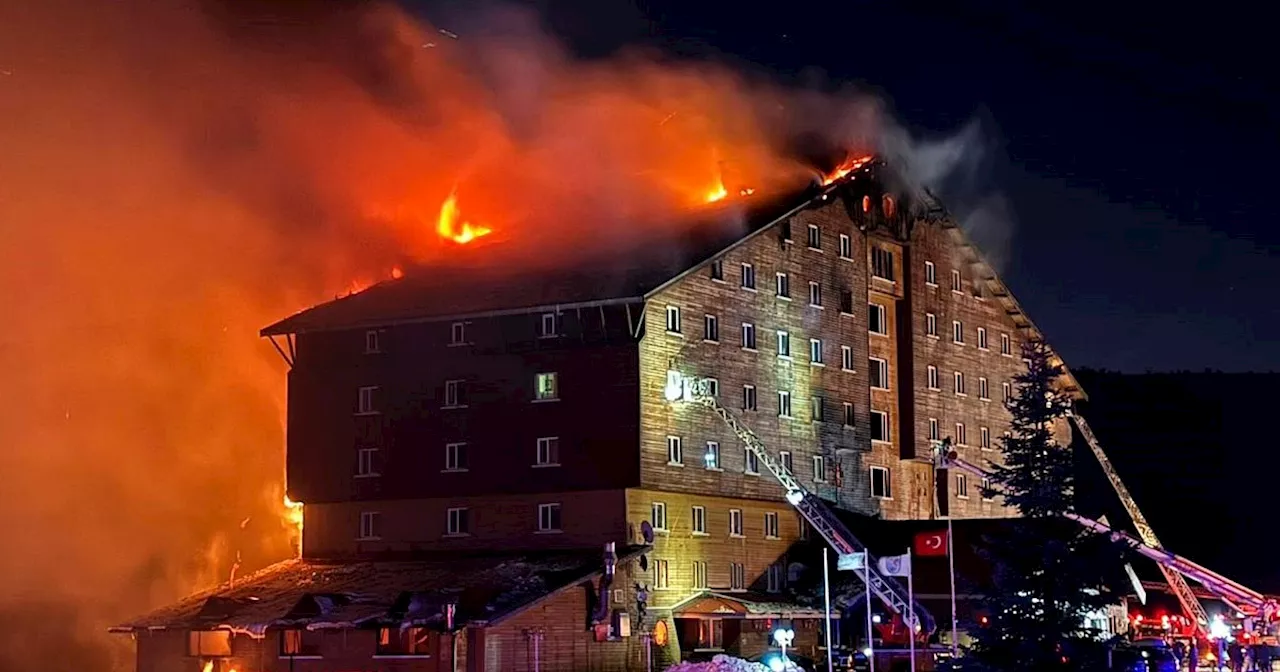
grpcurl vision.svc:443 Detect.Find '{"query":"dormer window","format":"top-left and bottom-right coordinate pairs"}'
top-left (883, 195), bottom-right (896, 218)
top-left (862, 195), bottom-right (871, 212)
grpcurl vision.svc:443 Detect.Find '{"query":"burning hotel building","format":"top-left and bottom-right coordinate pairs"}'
top-left (113, 159), bottom-right (1083, 671)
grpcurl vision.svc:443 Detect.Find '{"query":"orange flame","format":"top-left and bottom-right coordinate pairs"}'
top-left (704, 180), bottom-right (728, 203)
top-left (437, 190), bottom-right (492, 244)
top-left (822, 154), bottom-right (875, 185)
top-left (282, 495), bottom-right (303, 556)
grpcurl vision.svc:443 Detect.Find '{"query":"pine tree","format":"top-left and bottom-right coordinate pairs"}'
top-left (951, 339), bottom-right (1126, 672)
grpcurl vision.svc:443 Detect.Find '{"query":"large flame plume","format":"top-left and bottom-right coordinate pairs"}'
top-left (0, 1), bottom-right (888, 670)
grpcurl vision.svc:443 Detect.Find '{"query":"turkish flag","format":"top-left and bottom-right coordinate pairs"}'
top-left (914, 529), bottom-right (949, 557)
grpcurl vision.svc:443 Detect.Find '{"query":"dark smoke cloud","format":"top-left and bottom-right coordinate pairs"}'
top-left (0, 2), bottom-right (999, 670)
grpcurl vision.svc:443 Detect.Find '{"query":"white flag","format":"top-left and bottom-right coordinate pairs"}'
top-left (878, 553), bottom-right (912, 577)
top-left (837, 552), bottom-right (867, 571)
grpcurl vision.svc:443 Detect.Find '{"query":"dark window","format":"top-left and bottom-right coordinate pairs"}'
top-left (704, 314), bottom-right (719, 342)
top-left (839, 290), bottom-right (854, 314)
top-left (807, 224), bottom-right (821, 249)
top-left (709, 258), bottom-right (724, 281)
top-left (871, 247), bottom-right (895, 280)
top-left (871, 411), bottom-right (889, 442)
top-left (868, 304), bottom-right (887, 334)
top-left (780, 220), bottom-right (792, 242)
top-left (870, 466), bottom-right (892, 498)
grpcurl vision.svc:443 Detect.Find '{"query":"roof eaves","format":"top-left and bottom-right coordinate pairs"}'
top-left (483, 546), bottom-right (650, 628)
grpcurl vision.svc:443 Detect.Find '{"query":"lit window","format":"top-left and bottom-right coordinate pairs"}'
top-left (446, 507), bottom-right (470, 536)
top-left (924, 261), bottom-right (937, 286)
top-left (871, 410), bottom-right (890, 443)
top-left (704, 441), bottom-right (721, 469)
top-left (280, 629), bottom-right (321, 657)
top-left (692, 506), bottom-right (707, 534)
top-left (870, 466), bottom-right (891, 498)
top-left (651, 501), bottom-right (667, 531)
top-left (741, 263), bottom-right (756, 290)
top-left (188, 631), bottom-right (232, 657)
top-left (365, 330), bottom-right (381, 354)
top-left (357, 448), bottom-right (380, 478)
top-left (357, 386), bottom-right (378, 415)
top-left (537, 503), bottom-right (562, 532)
top-left (444, 443), bottom-right (467, 471)
top-left (839, 234), bottom-right (852, 259)
top-left (776, 272), bottom-right (790, 299)
top-left (665, 305), bottom-right (681, 333)
top-left (729, 509), bottom-right (744, 536)
top-left (536, 437), bottom-right (560, 466)
top-left (869, 303), bottom-right (888, 335)
top-left (764, 512), bottom-right (780, 538)
top-left (883, 194), bottom-right (896, 218)
top-left (666, 436), bottom-right (683, 465)
top-left (358, 511), bottom-right (380, 540)
top-left (535, 372), bottom-right (558, 401)
top-left (870, 358), bottom-right (889, 389)
top-left (376, 627), bottom-right (431, 657)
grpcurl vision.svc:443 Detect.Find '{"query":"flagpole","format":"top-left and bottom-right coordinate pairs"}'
top-left (907, 549), bottom-right (917, 672)
top-left (864, 557), bottom-right (875, 672)
top-left (823, 549), bottom-right (834, 672)
top-left (948, 518), bottom-right (958, 656)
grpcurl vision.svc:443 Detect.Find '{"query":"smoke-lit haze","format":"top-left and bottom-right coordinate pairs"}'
top-left (0, 1), bottom-right (996, 669)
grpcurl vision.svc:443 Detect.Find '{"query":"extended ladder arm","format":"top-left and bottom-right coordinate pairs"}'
top-left (665, 371), bottom-right (933, 632)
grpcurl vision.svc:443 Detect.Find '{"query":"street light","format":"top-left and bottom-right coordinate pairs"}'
top-left (773, 627), bottom-right (796, 667)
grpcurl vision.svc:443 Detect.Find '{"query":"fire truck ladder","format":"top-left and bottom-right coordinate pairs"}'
top-left (1068, 413), bottom-right (1211, 632)
top-left (664, 370), bottom-right (933, 632)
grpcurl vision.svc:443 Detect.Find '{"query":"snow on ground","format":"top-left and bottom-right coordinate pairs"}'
top-left (662, 654), bottom-right (776, 672)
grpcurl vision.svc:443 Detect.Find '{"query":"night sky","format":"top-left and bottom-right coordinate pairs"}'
top-left (416, 0), bottom-right (1277, 373)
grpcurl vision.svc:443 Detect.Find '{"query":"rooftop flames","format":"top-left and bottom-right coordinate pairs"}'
top-left (437, 190), bottom-right (492, 245)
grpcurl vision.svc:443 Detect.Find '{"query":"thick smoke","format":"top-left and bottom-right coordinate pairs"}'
top-left (0, 1), bottom-right (989, 670)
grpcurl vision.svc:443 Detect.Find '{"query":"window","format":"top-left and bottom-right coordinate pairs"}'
top-left (811, 396), bottom-right (825, 422)
top-left (776, 330), bottom-right (791, 358)
top-left (977, 327), bottom-right (989, 350)
top-left (980, 426), bottom-right (991, 451)
top-left (741, 262), bottom-right (756, 290)
top-left (653, 559), bottom-right (669, 589)
top-left (956, 474), bottom-right (969, 499)
top-left (868, 303), bottom-right (887, 335)
top-left (1002, 382), bottom-right (1012, 402)
top-left (954, 371), bottom-right (966, 396)
top-left (376, 627), bottom-right (431, 657)
top-left (536, 437), bottom-right (560, 466)
top-left (926, 313), bottom-right (938, 337)
top-left (534, 372), bottom-right (558, 401)
top-left (741, 322), bottom-right (757, 350)
top-left (775, 272), bottom-right (790, 299)
top-left (444, 442), bottom-right (467, 471)
top-left (665, 305), bottom-right (681, 333)
top-left (666, 436), bottom-right (683, 465)
top-left (729, 509), bottom-right (744, 536)
top-left (924, 261), bottom-right (937, 286)
top-left (537, 503), bottom-right (562, 532)
top-left (979, 377), bottom-right (990, 400)
top-left (693, 561), bottom-right (709, 589)
top-left (843, 402), bottom-right (855, 427)
top-left (651, 502), bottom-right (668, 531)
top-left (927, 365), bottom-right (940, 390)
top-left (928, 418), bottom-right (939, 441)
top-left (839, 234), bottom-right (852, 259)
top-left (698, 619), bottom-right (724, 649)
top-left (955, 422), bottom-right (967, 446)
top-left (767, 564), bottom-right (784, 593)
top-left (692, 506), bottom-right (707, 535)
top-left (839, 290), bottom-right (854, 314)
top-left (357, 386), bottom-right (378, 415)
top-left (188, 631), bottom-right (232, 657)
top-left (777, 390), bottom-right (793, 418)
top-left (870, 358), bottom-right (889, 389)
top-left (539, 312), bottom-right (559, 338)
top-left (450, 322), bottom-right (466, 345)
top-left (981, 478), bottom-right (995, 501)
top-left (704, 314), bottom-right (719, 342)
top-left (951, 269), bottom-right (962, 293)
top-left (705, 378), bottom-right (720, 396)
top-left (808, 281), bottom-right (823, 307)
top-left (744, 448), bottom-right (759, 475)
top-left (764, 512), bottom-right (780, 538)
top-left (447, 507), bottom-right (470, 536)
top-left (780, 220), bottom-right (793, 242)
top-left (871, 246), bottom-right (895, 280)
top-left (807, 223), bottom-right (822, 249)
top-left (742, 384), bottom-right (757, 411)
top-left (365, 329), bottom-right (381, 354)
top-left (705, 441), bottom-right (721, 469)
top-left (358, 511), bottom-right (380, 540)
top-left (357, 448), bottom-right (380, 477)
top-left (730, 563), bottom-right (746, 590)
top-left (1001, 333), bottom-right (1012, 356)
top-left (883, 194), bottom-right (897, 217)
top-left (709, 258), bottom-right (724, 281)
top-left (812, 456), bottom-right (827, 483)
top-left (280, 629), bottom-right (322, 657)
top-left (841, 345), bottom-right (854, 371)
top-left (953, 320), bottom-right (965, 344)
top-left (871, 410), bottom-right (890, 443)
top-left (779, 451), bottom-right (793, 474)
top-left (870, 466), bottom-right (891, 498)
top-left (444, 379), bottom-right (466, 408)
top-left (799, 519), bottom-right (810, 541)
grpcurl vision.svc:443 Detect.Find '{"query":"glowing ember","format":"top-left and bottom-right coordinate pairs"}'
top-left (390, 266), bottom-right (404, 280)
top-left (822, 154), bottom-right (875, 185)
top-left (739, 187), bottom-right (755, 196)
top-left (704, 182), bottom-right (728, 203)
top-left (437, 190), bottom-right (492, 244)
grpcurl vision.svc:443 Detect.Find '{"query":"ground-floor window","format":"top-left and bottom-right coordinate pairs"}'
top-left (376, 627), bottom-right (432, 657)
top-left (280, 629), bottom-right (323, 657)
top-left (187, 631), bottom-right (232, 657)
top-left (698, 620), bottom-right (724, 649)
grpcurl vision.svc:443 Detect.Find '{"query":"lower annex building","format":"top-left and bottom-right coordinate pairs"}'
top-left (113, 159), bottom-right (1084, 670)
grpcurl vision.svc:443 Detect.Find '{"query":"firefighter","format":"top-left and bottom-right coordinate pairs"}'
top-left (1188, 638), bottom-right (1199, 672)
top-left (1228, 639), bottom-right (1243, 672)
top-left (1175, 640), bottom-right (1188, 668)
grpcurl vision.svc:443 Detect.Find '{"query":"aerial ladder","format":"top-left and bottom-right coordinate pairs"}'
top-left (664, 370), bottom-right (934, 633)
top-left (932, 428), bottom-right (1279, 638)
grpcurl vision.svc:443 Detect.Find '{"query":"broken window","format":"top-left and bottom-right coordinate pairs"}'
top-left (280, 629), bottom-right (323, 657)
top-left (377, 627), bottom-right (431, 657)
top-left (187, 631), bottom-right (232, 657)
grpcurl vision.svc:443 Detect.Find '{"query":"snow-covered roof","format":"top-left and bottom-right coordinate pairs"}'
top-left (111, 547), bottom-right (646, 636)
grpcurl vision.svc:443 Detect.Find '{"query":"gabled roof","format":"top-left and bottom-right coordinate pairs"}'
top-left (111, 547), bottom-right (646, 635)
